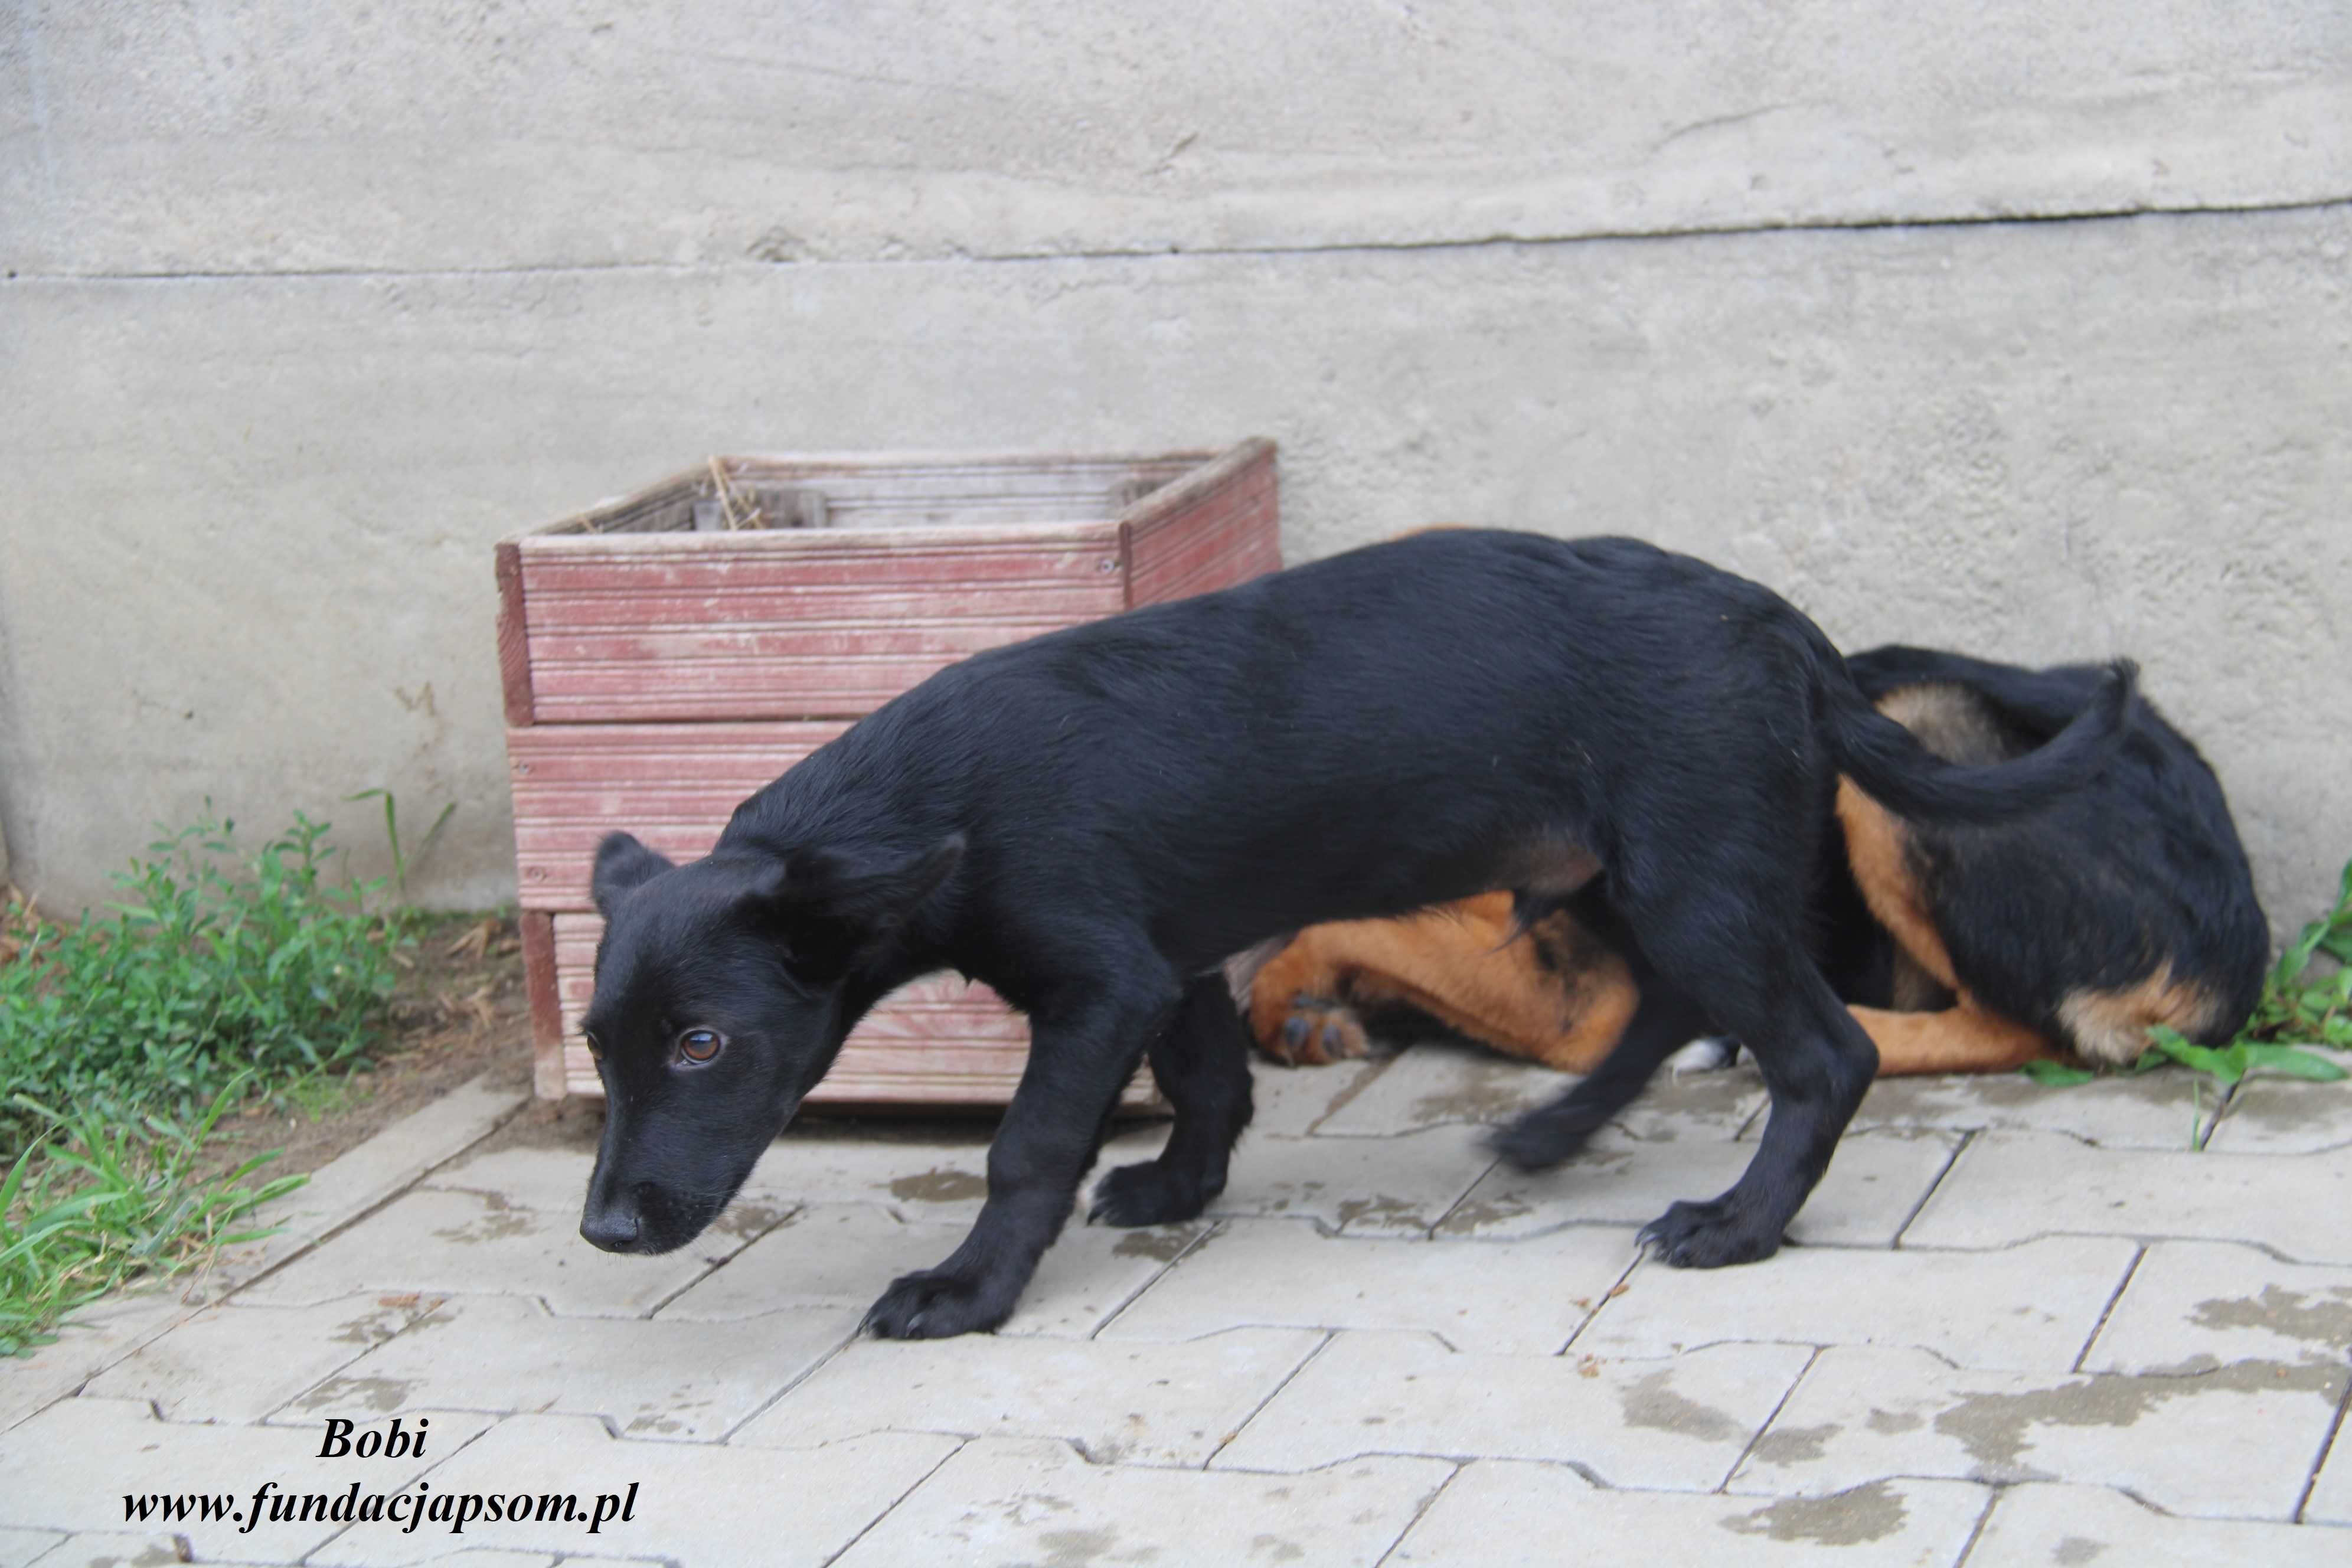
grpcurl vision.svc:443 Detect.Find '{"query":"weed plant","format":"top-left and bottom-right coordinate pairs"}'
top-left (0, 1076), bottom-right (305, 1355)
top-left (0, 811), bottom-right (403, 1159)
top-left (0, 805), bottom-right (422, 1352)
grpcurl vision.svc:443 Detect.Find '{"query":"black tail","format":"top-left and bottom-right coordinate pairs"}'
top-left (1822, 647), bottom-right (2137, 825)
top-left (1845, 645), bottom-right (2126, 740)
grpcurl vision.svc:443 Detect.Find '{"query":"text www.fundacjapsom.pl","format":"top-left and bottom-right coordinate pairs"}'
top-left (125, 1480), bottom-right (641, 1538)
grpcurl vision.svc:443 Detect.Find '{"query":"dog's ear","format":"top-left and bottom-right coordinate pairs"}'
top-left (592, 832), bottom-right (677, 919)
top-left (789, 835), bottom-right (966, 935)
top-left (746, 835), bottom-right (963, 962)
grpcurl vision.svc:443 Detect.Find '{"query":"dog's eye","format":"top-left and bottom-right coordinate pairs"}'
top-left (583, 1032), bottom-right (603, 1063)
top-left (676, 1028), bottom-right (724, 1065)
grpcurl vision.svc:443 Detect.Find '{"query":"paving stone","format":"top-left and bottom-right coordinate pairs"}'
top-left (1968, 1482), bottom-right (2352, 1566)
top-left (416, 1145), bottom-right (603, 1215)
top-left (1613, 1062), bottom-right (1774, 1143)
top-left (1311, 1042), bottom-right (1577, 1136)
top-left (832, 1436), bottom-right (1452, 1567)
top-left (85, 1296), bottom-right (437, 1423)
top-left (1903, 1132), bottom-right (2352, 1262)
top-left (2084, 1241), bottom-right (2352, 1374)
top-left (285, 1293), bottom-right (858, 1440)
top-left (217, 1072), bottom-right (527, 1293)
top-left (1207, 1125), bottom-right (1498, 1234)
top-left (1006, 1217), bottom-right (1211, 1338)
top-left (1215, 1330), bottom-right (1810, 1488)
top-left (1387, 1459), bottom-right (1990, 1565)
top-left (607, 1203), bottom-right (904, 1319)
top-left (737, 1326), bottom-right (1324, 1465)
top-left (27, 1541), bottom-right (554, 1568)
top-left (311, 1413), bottom-right (954, 1568)
top-left (1576, 1236), bottom-right (2137, 1373)
top-left (1100, 1219), bottom-right (1638, 1354)
top-left (0, 1288), bottom-right (192, 1435)
top-left (731, 1129), bottom-right (997, 1220)
top-left (2306, 1420), bottom-right (2352, 1525)
top-left (0, 1397), bottom-right (491, 1563)
top-left (25, 1535), bottom-right (273, 1568)
top-left (0, 1529), bottom-right (60, 1568)
top-left (1843, 1069), bottom-right (2219, 1151)
top-left (419, 1145), bottom-right (796, 1249)
top-left (1246, 1052), bottom-right (1395, 1135)
top-left (2203, 1074), bottom-right (2352, 1154)
top-left (1290, 1046), bottom-right (1757, 1142)
top-left (1437, 1126), bottom-right (1957, 1246)
top-left (234, 1188), bottom-right (725, 1318)
top-left (654, 1202), bottom-right (1206, 1337)
top-left (437, 1128), bottom-right (1007, 1241)
top-left (1727, 1344), bottom-right (2347, 1520)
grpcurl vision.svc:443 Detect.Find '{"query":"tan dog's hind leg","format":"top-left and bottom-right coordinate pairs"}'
top-left (1247, 920), bottom-right (1384, 1065)
top-left (1249, 892), bottom-right (1639, 1073)
top-left (1835, 780), bottom-right (1962, 992)
top-left (1837, 779), bottom-right (2067, 1073)
top-left (1849, 1003), bottom-right (2054, 1075)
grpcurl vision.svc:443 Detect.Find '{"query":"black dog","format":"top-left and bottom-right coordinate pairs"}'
top-left (580, 531), bottom-right (2132, 1338)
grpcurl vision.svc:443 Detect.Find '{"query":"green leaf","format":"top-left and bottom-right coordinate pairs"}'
top-left (2241, 1044), bottom-right (2349, 1082)
top-left (2145, 1026), bottom-right (2249, 1085)
top-left (2020, 1061), bottom-right (2098, 1087)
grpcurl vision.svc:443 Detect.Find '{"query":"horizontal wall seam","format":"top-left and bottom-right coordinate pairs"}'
top-left (5, 193), bottom-right (2350, 285)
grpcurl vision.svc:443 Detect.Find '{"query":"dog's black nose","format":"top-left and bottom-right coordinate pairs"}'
top-left (580, 1205), bottom-right (642, 1251)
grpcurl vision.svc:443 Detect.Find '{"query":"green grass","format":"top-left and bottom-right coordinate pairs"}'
top-left (2021, 857), bottom-right (2352, 1141)
top-left (0, 810), bottom-right (405, 1160)
top-left (0, 1077), bottom-right (306, 1357)
top-left (0, 804), bottom-right (427, 1354)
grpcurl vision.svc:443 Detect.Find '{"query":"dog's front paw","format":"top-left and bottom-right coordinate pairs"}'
top-left (863, 1268), bottom-right (1010, 1340)
top-left (1637, 1198), bottom-right (1783, 1269)
top-left (1089, 1159), bottom-right (1213, 1227)
top-left (1488, 1102), bottom-right (1604, 1172)
top-left (1262, 997), bottom-right (1371, 1066)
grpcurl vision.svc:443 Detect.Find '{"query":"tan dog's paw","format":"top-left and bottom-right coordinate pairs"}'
top-left (1261, 996), bottom-right (1371, 1066)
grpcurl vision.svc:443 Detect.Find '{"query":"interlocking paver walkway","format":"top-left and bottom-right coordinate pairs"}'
top-left (6, 1047), bottom-right (2348, 1564)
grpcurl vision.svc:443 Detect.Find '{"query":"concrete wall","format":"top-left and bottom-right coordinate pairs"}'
top-left (3, 2), bottom-right (2348, 933)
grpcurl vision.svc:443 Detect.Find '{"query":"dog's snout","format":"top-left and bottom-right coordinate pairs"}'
top-left (580, 1203), bottom-right (642, 1252)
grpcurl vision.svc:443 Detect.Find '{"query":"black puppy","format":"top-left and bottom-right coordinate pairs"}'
top-left (581, 531), bottom-right (2132, 1338)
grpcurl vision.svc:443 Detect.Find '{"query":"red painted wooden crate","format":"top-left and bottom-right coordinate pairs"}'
top-left (496, 440), bottom-right (1282, 1103)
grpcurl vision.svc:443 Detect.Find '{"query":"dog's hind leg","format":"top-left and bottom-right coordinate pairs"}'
top-left (1854, 1002), bottom-right (2051, 1074)
top-left (865, 961), bottom-right (1182, 1340)
top-left (1639, 954), bottom-right (1877, 1269)
top-left (1491, 982), bottom-right (1710, 1168)
top-left (1089, 973), bottom-right (1256, 1227)
top-left (1492, 886), bottom-right (1711, 1170)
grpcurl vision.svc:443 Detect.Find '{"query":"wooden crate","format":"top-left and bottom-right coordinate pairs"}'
top-left (497, 440), bottom-right (1282, 1102)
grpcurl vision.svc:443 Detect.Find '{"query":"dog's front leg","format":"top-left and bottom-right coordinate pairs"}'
top-left (864, 971), bottom-right (1180, 1340)
top-left (1092, 972), bottom-right (1256, 1226)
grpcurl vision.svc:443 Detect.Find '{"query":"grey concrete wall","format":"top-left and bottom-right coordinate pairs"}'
top-left (3, 3), bottom-right (2348, 934)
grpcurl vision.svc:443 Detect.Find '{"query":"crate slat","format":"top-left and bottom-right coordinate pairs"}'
top-left (508, 721), bottom-right (849, 908)
top-left (517, 533), bottom-right (1128, 724)
top-left (1125, 452), bottom-right (1284, 608)
top-left (540, 452), bottom-right (1217, 538)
